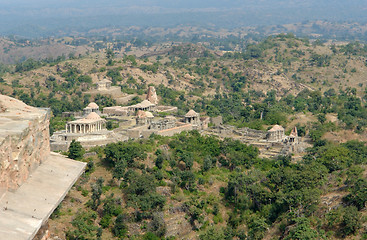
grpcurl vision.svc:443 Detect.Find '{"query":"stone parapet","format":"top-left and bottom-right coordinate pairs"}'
top-left (0, 94), bottom-right (87, 240)
top-left (0, 152), bottom-right (86, 239)
top-left (0, 96), bottom-right (50, 191)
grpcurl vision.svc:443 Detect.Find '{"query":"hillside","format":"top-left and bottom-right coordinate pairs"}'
top-left (2, 35), bottom-right (367, 239)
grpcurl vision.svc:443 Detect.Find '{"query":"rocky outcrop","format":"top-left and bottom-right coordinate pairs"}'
top-left (146, 86), bottom-right (159, 105)
top-left (0, 95), bottom-right (50, 191)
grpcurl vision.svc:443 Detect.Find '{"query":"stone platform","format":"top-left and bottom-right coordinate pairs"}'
top-left (0, 152), bottom-right (86, 240)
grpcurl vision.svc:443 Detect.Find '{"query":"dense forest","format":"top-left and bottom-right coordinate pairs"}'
top-left (54, 131), bottom-right (367, 239)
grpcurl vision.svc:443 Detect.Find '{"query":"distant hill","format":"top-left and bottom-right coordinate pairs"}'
top-left (1, 0), bottom-right (367, 38)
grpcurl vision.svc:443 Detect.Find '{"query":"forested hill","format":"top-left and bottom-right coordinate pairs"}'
top-left (2, 34), bottom-right (367, 239)
top-left (3, 34), bottom-right (367, 131)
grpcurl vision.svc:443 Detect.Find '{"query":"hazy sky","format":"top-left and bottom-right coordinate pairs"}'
top-left (0, 0), bottom-right (366, 37)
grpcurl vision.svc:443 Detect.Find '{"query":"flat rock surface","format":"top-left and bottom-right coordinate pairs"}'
top-left (0, 152), bottom-right (86, 240)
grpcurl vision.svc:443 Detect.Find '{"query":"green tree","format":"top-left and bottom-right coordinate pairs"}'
top-left (67, 140), bottom-right (85, 160)
top-left (126, 174), bottom-right (165, 211)
top-left (247, 216), bottom-right (268, 240)
top-left (106, 48), bottom-right (115, 66)
top-left (344, 178), bottom-right (367, 210)
top-left (199, 226), bottom-right (225, 240)
top-left (341, 206), bottom-right (362, 236)
top-left (89, 177), bottom-right (104, 210)
top-left (284, 217), bottom-right (319, 240)
top-left (148, 212), bottom-right (166, 237)
top-left (112, 214), bottom-right (128, 238)
top-left (66, 210), bottom-right (99, 239)
top-left (202, 155), bottom-right (213, 172)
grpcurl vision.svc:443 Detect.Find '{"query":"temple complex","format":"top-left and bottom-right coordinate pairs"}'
top-left (50, 110), bottom-right (124, 151)
top-left (51, 85), bottom-right (212, 150)
top-left (52, 85), bottom-right (303, 159)
top-left (204, 123), bottom-right (304, 159)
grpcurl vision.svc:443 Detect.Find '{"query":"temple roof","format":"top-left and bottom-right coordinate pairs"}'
top-left (68, 112), bottom-right (104, 124)
top-left (140, 100), bottom-right (155, 108)
top-left (131, 100), bottom-right (155, 109)
top-left (268, 124), bottom-right (284, 132)
top-left (97, 78), bottom-right (112, 84)
top-left (85, 112), bottom-right (101, 120)
top-left (86, 102), bottom-right (99, 109)
top-left (185, 109), bottom-right (199, 117)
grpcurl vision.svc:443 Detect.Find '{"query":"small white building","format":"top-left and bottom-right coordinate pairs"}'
top-left (129, 100), bottom-right (156, 112)
top-left (83, 102), bottom-right (100, 116)
top-left (136, 110), bottom-right (154, 126)
top-left (96, 79), bottom-right (112, 90)
top-left (267, 124), bottom-right (285, 142)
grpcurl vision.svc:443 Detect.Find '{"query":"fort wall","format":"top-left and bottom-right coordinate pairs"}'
top-left (0, 94), bottom-right (86, 239)
top-left (0, 96), bottom-right (50, 191)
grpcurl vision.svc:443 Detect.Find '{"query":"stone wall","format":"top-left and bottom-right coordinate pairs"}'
top-left (0, 96), bottom-right (50, 191)
top-left (234, 127), bottom-right (267, 139)
top-left (157, 123), bottom-right (193, 137)
top-left (210, 116), bottom-right (223, 126)
top-left (103, 106), bottom-right (129, 116)
top-left (156, 105), bottom-right (178, 113)
top-left (87, 86), bottom-right (122, 98)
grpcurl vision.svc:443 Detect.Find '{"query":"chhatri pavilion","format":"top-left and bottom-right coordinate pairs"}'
top-left (66, 112), bottom-right (106, 134)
